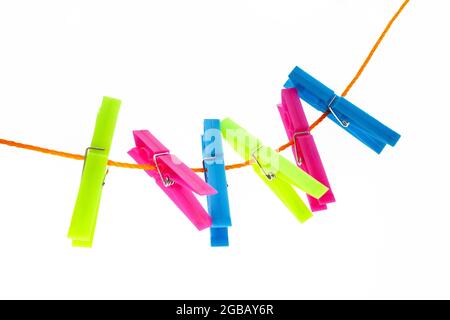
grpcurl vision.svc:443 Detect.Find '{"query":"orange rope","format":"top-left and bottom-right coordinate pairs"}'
top-left (340, 0), bottom-right (410, 98)
top-left (307, 0), bottom-right (410, 132)
top-left (0, 138), bottom-right (155, 170)
top-left (0, 0), bottom-right (409, 173)
top-left (222, 0), bottom-right (410, 170)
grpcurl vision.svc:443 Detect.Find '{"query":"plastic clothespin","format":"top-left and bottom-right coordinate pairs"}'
top-left (220, 117), bottom-right (329, 223)
top-left (128, 130), bottom-right (215, 230)
top-left (278, 88), bottom-right (335, 212)
top-left (68, 96), bottom-right (121, 248)
top-left (285, 66), bottom-right (401, 154)
top-left (202, 119), bottom-right (232, 247)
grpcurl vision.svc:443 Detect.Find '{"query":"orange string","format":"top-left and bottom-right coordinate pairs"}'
top-left (340, 0), bottom-right (410, 99)
top-left (307, 0), bottom-right (410, 133)
top-left (219, 0), bottom-right (410, 171)
top-left (0, 138), bottom-right (156, 170)
top-left (0, 0), bottom-right (409, 173)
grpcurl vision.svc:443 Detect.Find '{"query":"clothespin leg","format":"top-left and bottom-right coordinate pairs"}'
top-left (253, 165), bottom-right (312, 223)
top-left (211, 228), bottom-right (229, 247)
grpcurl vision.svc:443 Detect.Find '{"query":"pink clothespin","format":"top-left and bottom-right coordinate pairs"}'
top-left (278, 88), bottom-right (335, 212)
top-left (128, 130), bottom-right (215, 230)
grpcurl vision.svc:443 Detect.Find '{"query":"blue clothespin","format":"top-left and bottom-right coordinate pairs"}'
top-left (285, 66), bottom-right (401, 154)
top-left (202, 119), bottom-right (232, 247)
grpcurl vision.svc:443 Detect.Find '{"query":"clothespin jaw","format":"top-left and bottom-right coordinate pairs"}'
top-left (68, 96), bottom-right (121, 248)
top-left (279, 88), bottom-right (336, 212)
top-left (202, 119), bottom-right (232, 247)
top-left (220, 117), bottom-right (328, 223)
top-left (128, 130), bottom-right (215, 231)
top-left (285, 66), bottom-right (401, 154)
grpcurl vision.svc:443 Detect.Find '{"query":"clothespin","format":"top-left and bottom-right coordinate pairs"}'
top-left (68, 96), bottom-right (121, 248)
top-left (202, 119), bottom-right (232, 247)
top-left (278, 88), bottom-right (335, 212)
top-left (285, 66), bottom-right (401, 154)
top-left (128, 130), bottom-right (215, 230)
top-left (220, 117), bottom-right (329, 223)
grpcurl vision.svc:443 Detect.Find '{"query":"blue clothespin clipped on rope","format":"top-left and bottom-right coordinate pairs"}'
top-left (285, 66), bottom-right (401, 154)
top-left (202, 119), bottom-right (232, 247)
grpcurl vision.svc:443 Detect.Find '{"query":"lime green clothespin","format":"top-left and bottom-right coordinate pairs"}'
top-left (221, 117), bottom-right (328, 223)
top-left (68, 96), bottom-right (121, 248)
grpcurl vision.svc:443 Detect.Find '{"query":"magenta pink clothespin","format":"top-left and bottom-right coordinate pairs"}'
top-left (128, 130), bottom-right (215, 230)
top-left (278, 88), bottom-right (335, 212)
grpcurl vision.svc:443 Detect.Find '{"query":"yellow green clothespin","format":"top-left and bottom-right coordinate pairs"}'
top-left (221, 117), bottom-right (328, 223)
top-left (68, 96), bottom-right (121, 248)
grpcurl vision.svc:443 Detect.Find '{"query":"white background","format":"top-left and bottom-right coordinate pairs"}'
top-left (0, 0), bottom-right (448, 300)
